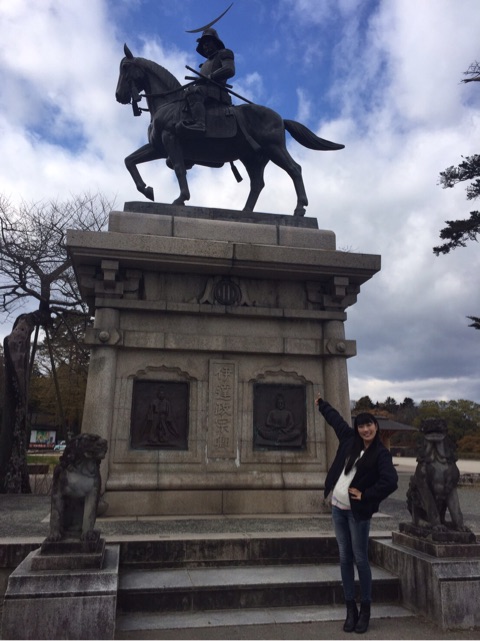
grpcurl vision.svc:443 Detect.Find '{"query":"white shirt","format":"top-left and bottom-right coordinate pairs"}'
top-left (331, 452), bottom-right (363, 510)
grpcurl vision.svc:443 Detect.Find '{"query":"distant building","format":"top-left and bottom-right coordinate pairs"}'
top-left (351, 414), bottom-right (418, 451)
top-left (375, 417), bottom-right (418, 450)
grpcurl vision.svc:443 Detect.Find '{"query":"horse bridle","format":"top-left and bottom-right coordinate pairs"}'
top-left (132, 86), bottom-right (194, 117)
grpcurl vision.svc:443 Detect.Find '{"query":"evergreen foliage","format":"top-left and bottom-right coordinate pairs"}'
top-left (434, 62), bottom-right (480, 327)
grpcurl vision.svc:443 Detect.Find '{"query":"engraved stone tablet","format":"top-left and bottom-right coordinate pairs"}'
top-left (208, 360), bottom-right (237, 458)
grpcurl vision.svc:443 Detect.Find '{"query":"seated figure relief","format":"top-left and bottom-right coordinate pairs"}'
top-left (257, 394), bottom-right (297, 443)
top-left (254, 386), bottom-right (306, 450)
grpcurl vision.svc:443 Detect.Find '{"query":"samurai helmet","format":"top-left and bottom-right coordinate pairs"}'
top-left (196, 28), bottom-right (225, 57)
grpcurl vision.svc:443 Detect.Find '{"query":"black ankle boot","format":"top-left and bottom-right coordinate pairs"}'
top-left (355, 601), bottom-right (371, 634)
top-left (343, 599), bottom-right (358, 632)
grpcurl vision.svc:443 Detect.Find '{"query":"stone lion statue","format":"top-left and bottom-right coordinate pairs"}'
top-left (47, 433), bottom-right (108, 542)
top-left (407, 418), bottom-right (470, 533)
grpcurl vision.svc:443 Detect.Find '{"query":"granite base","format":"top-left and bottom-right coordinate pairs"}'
top-left (394, 525), bottom-right (479, 558)
top-left (31, 536), bottom-right (106, 571)
top-left (371, 537), bottom-right (480, 630)
top-left (1, 545), bottom-right (119, 640)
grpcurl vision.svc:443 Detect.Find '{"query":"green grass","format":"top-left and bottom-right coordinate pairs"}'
top-left (27, 453), bottom-right (60, 469)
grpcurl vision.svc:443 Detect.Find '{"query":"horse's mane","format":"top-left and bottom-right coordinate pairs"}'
top-left (135, 57), bottom-right (181, 92)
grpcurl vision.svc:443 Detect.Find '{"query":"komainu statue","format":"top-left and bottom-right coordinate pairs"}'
top-left (407, 418), bottom-right (473, 536)
top-left (47, 433), bottom-right (108, 543)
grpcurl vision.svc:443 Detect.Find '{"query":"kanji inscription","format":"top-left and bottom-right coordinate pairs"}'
top-left (208, 360), bottom-right (237, 458)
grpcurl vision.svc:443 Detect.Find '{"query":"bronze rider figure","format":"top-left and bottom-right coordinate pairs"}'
top-left (183, 28), bottom-right (235, 134)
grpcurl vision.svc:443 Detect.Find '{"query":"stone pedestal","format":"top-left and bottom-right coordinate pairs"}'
top-left (31, 536), bottom-right (106, 571)
top-left (371, 535), bottom-right (480, 629)
top-left (395, 522), bottom-right (477, 556)
top-left (1, 545), bottom-right (119, 640)
top-left (66, 203), bottom-right (380, 516)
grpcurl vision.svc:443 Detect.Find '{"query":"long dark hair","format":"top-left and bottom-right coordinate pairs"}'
top-left (344, 412), bottom-right (381, 474)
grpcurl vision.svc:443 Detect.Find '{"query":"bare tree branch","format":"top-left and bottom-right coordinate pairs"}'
top-left (0, 193), bottom-right (113, 493)
top-left (462, 61), bottom-right (480, 83)
top-left (0, 193), bottom-right (111, 319)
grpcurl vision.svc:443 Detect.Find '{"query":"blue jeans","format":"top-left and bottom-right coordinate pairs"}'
top-left (332, 505), bottom-right (372, 602)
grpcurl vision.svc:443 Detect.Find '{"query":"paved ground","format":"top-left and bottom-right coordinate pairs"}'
top-left (1, 457), bottom-right (480, 640)
top-left (2, 457), bottom-right (479, 540)
top-left (115, 617), bottom-right (480, 640)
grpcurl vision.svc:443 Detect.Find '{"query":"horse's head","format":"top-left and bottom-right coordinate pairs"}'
top-left (115, 44), bottom-right (182, 108)
top-left (115, 44), bottom-right (145, 105)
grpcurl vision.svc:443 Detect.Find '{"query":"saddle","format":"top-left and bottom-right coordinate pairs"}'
top-left (177, 103), bottom-right (237, 140)
top-left (171, 103), bottom-right (253, 182)
top-left (205, 104), bottom-right (237, 138)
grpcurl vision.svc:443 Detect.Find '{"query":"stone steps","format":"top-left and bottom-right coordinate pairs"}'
top-left (117, 534), bottom-right (341, 570)
top-left (116, 602), bottom-right (413, 634)
top-left (115, 533), bottom-right (403, 633)
top-left (117, 562), bottom-right (401, 614)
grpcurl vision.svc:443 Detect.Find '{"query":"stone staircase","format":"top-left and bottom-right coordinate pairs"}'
top-left (115, 533), bottom-right (407, 634)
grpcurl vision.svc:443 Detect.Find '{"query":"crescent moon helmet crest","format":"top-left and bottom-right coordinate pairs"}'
top-left (185, 3), bottom-right (233, 34)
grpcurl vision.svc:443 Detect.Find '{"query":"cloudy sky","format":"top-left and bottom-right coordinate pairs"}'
top-left (1, 0), bottom-right (480, 405)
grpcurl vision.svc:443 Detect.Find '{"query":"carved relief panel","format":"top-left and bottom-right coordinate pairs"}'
top-left (253, 384), bottom-right (306, 450)
top-left (130, 381), bottom-right (189, 450)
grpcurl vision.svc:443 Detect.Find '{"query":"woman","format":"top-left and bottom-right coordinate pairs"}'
top-left (315, 396), bottom-right (398, 634)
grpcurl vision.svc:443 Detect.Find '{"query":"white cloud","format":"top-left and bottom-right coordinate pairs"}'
top-left (234, 72), bottom-right (265, 105)
top-left (1, 0), bottom-right (480, 405)
top-left (295, 88), bottom-right (312, 123)
top-left (349, 374), bottom-right (480, 405)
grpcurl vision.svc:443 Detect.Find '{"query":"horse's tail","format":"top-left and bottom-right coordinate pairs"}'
top-left (284, 119), bottom-right (345, 151)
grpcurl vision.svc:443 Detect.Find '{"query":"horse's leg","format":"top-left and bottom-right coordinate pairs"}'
top-left (161, 131), bottom-right (190, 206)
top-left (241, 154), bottom-right (268, 212)
top-left (125, 144), bottom-right (163, 201)
top-left (265, 144), bottom-right (308, 216)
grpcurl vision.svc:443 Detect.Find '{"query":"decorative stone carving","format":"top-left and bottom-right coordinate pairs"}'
top-left (198, 275), bottom-right (255, 306)
top-left (5, 431), bottom-right (116, 639)
top-left (253, 384), bottom-right (306, 450)
top-left (47, 434), bottom-right (107, 540)
top-left (306, 278), bottom-right (360, 310)
top-left (130, 381), bottom-right (189, 450)
top-left (78, 260), bottom-right (143, 301)
top-left (404, 418), bottom-right (475, 542)
top-left (43, 433), bottom-right (108, 557)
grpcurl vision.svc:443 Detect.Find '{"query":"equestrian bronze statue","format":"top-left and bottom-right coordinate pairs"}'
top-left (115, 43), bottom-right (344, 217)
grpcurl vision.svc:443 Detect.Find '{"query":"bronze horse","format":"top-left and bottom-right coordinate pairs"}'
top-left (115, 45), bottom-right (344, 216)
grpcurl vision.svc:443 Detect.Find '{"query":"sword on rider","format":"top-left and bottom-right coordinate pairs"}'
top-left (129, 65), bottom-right (252, 116)
top-left (185, 65), bottom-right (253, 105)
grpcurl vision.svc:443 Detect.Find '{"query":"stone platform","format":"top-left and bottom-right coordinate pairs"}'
top-left (371, 534), bottom-right (480, 630)
top-left (3, 491), bottom-right (480, 634)
top-left (1, 545), bottom-right (119, 640)
top-left (67, 203), bottom-right (380, 517)
top-left (31, 536), bottom-right (107, 570)
top-left (394, 522), bottom-right (478, 557)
